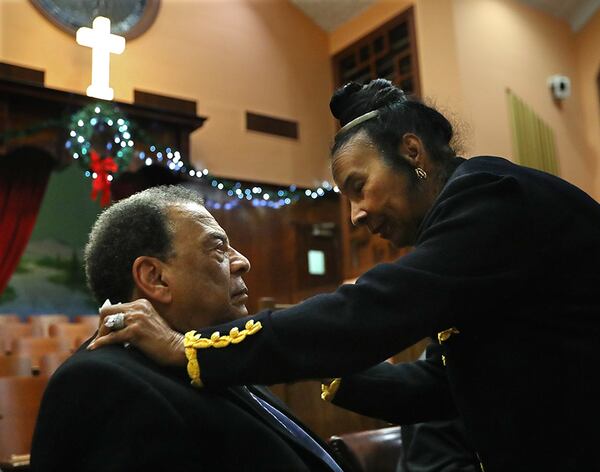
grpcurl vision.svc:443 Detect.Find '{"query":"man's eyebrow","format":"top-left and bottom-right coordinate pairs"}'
top-left (203, 229), bottom-right (228, 244)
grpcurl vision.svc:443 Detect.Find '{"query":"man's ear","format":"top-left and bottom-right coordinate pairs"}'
top-left (398, 133), bottom-right (426, 168)
top-left (131, 256), bottom-right (172, 304)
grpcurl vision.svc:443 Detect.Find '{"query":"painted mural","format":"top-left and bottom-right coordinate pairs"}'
top-left (0, 164), bottom-right (101, 317)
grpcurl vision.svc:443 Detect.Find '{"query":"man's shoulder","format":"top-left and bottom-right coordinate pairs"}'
top-left (45, 345), bottom-right (139, 393)
top-left (50, 343), bottom-right (189, 394)
top-left (59, 343), bottom-right (143, 373)
top-left (41, 344), bottom-right (215, 427)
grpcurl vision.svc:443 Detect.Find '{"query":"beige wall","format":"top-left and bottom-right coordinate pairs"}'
top-left (452, 0), bottom-right (596, 195)
top-left (0, 0), bottom-right (335, 187)
top-left (575, 8), bottom-right (600, 198)
top-left (0, 2), bottom-right (4, 54)
top-left (2, 0), bottom-right (598, 195)
top-left (328, 0), bottom-right (598, 197)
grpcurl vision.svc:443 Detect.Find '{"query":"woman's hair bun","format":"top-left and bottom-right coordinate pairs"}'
top-left (330, 79), bottom-right (407, 126)
top-left (371, 80), bottom-right (406, 108)
top-left (330, 82), bottom-right (362, 123)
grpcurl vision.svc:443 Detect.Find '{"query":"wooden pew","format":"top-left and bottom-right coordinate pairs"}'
top-left (0, 324), bottom-right (33, 355)
top-left (48, 322), bottom-right (96, 352)
top-left (0, 376), bottom-right (48, 468)
top-left (0, 314), bottom-right (20, 324)
top-left (28, 315), bottom-right (69, 337)
top-left (38, 352), bottom-right (72, 377)
top-left (0, 356), bottom-right (32, 377)
top-left (11, 338), bottom-right (70, 371)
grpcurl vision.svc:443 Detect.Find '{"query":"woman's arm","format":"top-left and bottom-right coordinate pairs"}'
top-left (330, 344), bottom-right (457, 424)
top-left (91, 168), bottom-right (530, 388)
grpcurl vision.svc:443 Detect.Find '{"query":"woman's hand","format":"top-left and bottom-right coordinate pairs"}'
top-left (88, 298), bottom-right (187, 367)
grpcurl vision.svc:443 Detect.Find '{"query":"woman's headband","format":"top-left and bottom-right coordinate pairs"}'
top-left (336, 109), bottom-right (380, 136)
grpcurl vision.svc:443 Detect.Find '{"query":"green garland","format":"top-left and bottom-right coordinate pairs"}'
top-left (0, 103), bottom-right (340, 208)
top-left (0, 118), bottom-right (66, 142)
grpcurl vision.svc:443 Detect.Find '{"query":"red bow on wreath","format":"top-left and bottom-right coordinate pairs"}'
top-left (89, 150), bottom-right (118, 207)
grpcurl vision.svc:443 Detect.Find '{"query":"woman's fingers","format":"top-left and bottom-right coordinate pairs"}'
top-left (89, 298), bottom-right (186, 367)
top-left (94, 299), bottom-right (153, 338)
top-left (98, 299), bottom-right (150, 320)
top-left (99, 302), bottom-right (125, 318)
top-left (90, 312), bottom-right (147, 348)
top-left (88, 327), bottom-right (132, 350)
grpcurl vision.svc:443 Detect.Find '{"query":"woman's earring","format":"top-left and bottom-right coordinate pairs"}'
top-left (415, 167), bottom-right (427, 180)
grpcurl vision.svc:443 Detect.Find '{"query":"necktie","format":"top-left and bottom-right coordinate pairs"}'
top-left (244, 387), bottom-right (345, 472)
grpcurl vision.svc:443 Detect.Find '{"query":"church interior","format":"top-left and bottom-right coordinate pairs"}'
top-left (1, 0), bottom-right (599, 469)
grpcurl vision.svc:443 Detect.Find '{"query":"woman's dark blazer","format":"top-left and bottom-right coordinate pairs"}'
top-left (184, 156), bottom-right (600, 472)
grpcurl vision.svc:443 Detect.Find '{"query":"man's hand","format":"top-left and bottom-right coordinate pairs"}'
top-left (88, 299), bottom-right (186, 367)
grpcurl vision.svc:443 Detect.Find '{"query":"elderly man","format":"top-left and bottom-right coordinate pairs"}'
top-left (30, 185), bottom-right (344, 472)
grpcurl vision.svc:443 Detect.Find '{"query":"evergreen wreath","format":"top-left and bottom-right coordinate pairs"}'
top-left (65, 103), bottom-right (134, 206)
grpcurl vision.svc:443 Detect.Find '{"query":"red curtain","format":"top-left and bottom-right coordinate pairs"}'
top-left (0, 149), bottom-right (53, 295)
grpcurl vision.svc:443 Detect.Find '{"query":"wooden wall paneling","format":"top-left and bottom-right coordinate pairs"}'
top-left (338, 194), bottom-right (410, 281)
top-left (289, 196), bottom-right (342, 299)
top-left (210, 200), bottom-right (297, 314)
top-left (206, 189), bottom-right (343, 314)
top-left (332, 7), bottom-right (419, 93)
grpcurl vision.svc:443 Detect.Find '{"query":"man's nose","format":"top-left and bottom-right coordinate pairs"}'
top-left (230, 247), bottom-right (251, 274)
top-left (350, 202), bottom-right (368, 226)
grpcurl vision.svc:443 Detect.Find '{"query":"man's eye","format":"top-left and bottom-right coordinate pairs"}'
top-left (353, 181), bottom-right (364, 194)
top-left (214, 242), bottom-right (229, 254)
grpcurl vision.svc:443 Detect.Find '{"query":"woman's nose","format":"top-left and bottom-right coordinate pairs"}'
top-left (350, 203), bottom-right (368, 226)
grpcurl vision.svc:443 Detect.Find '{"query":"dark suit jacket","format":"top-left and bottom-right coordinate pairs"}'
top-left (30, 342), bottom-right (342, 471)
top-left (184, 157), bottom-right (600, 472)
top-left (332, 344), bottom-right (479, 472)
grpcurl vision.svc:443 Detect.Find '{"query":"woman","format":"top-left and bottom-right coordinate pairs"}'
top-left (91, 79), bottom-right (600, 472)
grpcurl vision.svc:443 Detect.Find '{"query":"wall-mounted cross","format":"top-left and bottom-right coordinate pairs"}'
top-left (76, 16), bottom-right (126, 101)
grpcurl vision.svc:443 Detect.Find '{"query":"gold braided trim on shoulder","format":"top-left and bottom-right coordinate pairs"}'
top-left (321, 378), bottom-right (341, 402)
top-left (437, 327), bottom-right (460, 344)
top-left (184, 320), bottom-right (263, 387)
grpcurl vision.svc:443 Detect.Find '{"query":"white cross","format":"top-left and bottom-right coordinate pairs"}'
top-left (76, 16), bottom-right (126, 101)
